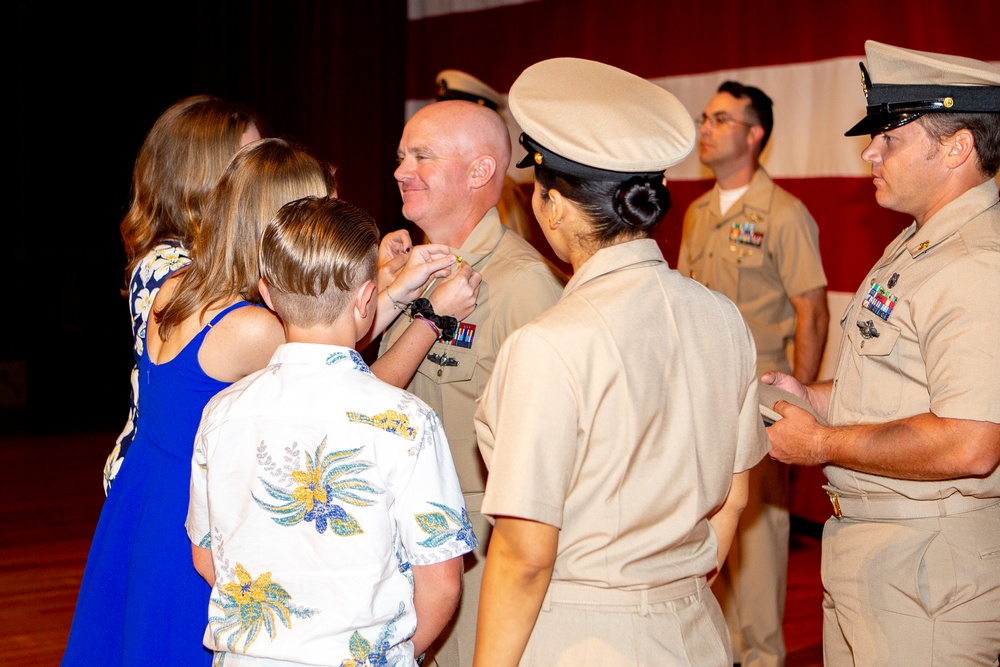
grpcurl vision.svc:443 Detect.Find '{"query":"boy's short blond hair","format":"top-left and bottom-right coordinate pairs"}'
top-left (259, 196), bottom-right (379, 327)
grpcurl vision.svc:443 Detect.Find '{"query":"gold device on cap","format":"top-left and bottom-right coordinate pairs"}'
top-left (507, 57), bottom-right (696, 181)
top-left (436, 69), bottom-right (503, 111)
top-left (845, 40), bottom-right (1000, 137)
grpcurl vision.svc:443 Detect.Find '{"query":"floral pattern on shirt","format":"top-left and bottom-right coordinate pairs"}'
top-left (416, 502), bottom-right (477, 551)
top-left (326, 349), bottom-right (372, 373)
top-left (209, 563), bottom-right (316, 653)
top-left (254, 436), bottom-right (384, 536)
top-left (337, 603), bottom-right (405, 667)
top-left (393, 534), bottom-right (413, 586)
top-left (346, 409), bottom-right (418, 440)
top-left (187, 343), bottom-right (477, 665)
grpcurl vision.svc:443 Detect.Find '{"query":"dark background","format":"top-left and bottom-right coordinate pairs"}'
top-left (7, 1), bottom-right (411, 434)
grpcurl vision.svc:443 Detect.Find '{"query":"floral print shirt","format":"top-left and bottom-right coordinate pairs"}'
top-left (186, 343), bottom-right (476, 667)
top-left (104, 241), bottom-right (191, 494)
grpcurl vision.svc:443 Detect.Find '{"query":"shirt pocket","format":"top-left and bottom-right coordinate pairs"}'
top-left (842, 318), bottom-right (902, 417)
top-left (416, 345), bottom-right (478, 385)
top-left (721, 239), bottom-right (767, 270)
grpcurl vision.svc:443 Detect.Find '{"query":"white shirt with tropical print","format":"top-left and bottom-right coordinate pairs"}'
top-left (186, 343), bottom-right (476, 667)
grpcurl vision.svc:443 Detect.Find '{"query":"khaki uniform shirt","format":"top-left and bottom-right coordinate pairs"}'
top-left (826, 180), bottom-right (1000, 500)
top-left (678, 168), bottom-right (827, 371)
top-left (477, 239), bottom-right (770, 588)
top-left (379, 208), bottom-right (565, 494)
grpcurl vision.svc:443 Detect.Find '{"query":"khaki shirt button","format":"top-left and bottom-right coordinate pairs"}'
top-left (437, 369), bottom-right (443, 377)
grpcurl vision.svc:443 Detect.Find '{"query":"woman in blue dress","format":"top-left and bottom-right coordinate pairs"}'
top-left (66, 135), bottom-right (485, 666)
top-left (104, 95), bottom-right (266, 494)
top-left (63, 138), bottom-right (336, 666)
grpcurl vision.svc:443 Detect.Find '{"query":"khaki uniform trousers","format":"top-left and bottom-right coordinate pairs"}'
top-left (820, 498), bottom-right (1000, 666)
top-left (517, 577), bottom-right (730, 666)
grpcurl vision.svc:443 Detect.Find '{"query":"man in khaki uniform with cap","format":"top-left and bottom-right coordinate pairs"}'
top-left (381, 99), bottom-right (565, 667)
top-left (763, 41), bottom-right (1000, 665)
top-left (679, 80), bottom-right (829, 667)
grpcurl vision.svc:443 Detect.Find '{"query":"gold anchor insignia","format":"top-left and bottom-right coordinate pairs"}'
top-left (918, 241), bottom-right (930, 251)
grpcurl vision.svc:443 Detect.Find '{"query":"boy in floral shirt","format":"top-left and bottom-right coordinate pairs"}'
top-left (187, 196), bottom-right (475, 667)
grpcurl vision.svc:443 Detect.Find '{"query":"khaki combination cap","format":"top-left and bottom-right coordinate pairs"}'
top-left (845, 40), bottom-right (1000, 137)
top-left (508, 57), bottom-right (696, 181)
top-left (436, 69), bottom-right (503, 111)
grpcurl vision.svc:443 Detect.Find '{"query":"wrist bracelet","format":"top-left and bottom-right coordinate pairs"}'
top-left (385, 287), bottom-right (408, 311)
top-left (407, 298), bottom-right (458, 341)
top-left (414, 314), bottom-right (441, 337)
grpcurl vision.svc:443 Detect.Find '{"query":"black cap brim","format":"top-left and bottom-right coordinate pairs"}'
top-left (844, 111), bottom-right (926, 137)
top-left (515, 133), bottom-right (664, 181)
top-left (845, 64), bottom-right (1000, 137)
top-left (437, 88), bottom-right (499, 111)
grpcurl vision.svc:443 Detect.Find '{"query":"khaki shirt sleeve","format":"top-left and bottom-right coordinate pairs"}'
top-left (478, 327), bottom-right (575, 529)
top-left (770, 196), bottom-right (827, 298)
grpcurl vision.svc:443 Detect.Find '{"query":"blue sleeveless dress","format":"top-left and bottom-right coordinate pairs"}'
top-left (63, 302), bottom-right (258, 666)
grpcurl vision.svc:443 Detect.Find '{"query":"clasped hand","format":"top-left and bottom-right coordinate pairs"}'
top-left (379, 230), bottom-right (482, 321)
top-left (760, 371), bottom-right (828, 467)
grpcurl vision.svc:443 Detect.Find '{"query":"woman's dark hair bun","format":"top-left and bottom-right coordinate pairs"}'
top-left (612, 176), bottom-right (672, 230)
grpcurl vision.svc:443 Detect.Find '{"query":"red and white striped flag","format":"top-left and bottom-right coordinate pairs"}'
top-left (405, 0), bottom-right (997, 379)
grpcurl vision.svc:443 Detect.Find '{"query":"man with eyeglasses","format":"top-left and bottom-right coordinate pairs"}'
top-left (678, 80), bottom-right (830, 667)
top-left (763, 41), bottom-right (1000, 666)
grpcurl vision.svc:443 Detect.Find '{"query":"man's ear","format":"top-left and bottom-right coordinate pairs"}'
top-left (944, 128), bottom-right (975, 170)
top-left (355, 279), bottom-right (378, 320)
top-left (258, 278), bottom-right (276, 312)
top-left (747, 124), bottom-right (765, 151)
top-left (468, 155), bottom-right (497, 189)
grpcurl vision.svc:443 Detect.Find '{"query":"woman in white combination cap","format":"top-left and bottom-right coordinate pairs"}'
top-left (472, 57), bottom-right (770, 666)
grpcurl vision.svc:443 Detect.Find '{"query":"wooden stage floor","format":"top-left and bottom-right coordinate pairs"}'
top-left (0, 431), bottom-right (823, 666)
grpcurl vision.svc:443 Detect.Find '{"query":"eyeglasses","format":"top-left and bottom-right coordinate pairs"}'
top-left (696, 112), bottom-right (755, 129)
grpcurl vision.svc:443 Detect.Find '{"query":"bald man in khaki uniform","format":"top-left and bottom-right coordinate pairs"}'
top-left (436, 69), bottom-right (534, 243)
top-left (679, 81), bottom-right (829, 667)
top-left (764, 41), bottom-right (1000, 666)
top-left (382, 99), bottom-right (565, 667)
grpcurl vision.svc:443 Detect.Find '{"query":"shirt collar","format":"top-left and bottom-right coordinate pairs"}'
top-left (904, 179), bottom-right (1000, 258)
top-left (269, 342), bottom-right (373, 374)
top-left (564, 238), bottom-right (665, 296)
top-left (452, 207), bottom-right (505, 269)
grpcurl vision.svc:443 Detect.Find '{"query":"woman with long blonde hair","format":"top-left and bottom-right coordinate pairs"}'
top-left (64, 138), bottom-right (334, 667)
top-left (106, 95), bottom-right (265, 492)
